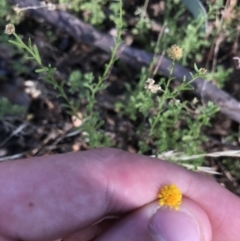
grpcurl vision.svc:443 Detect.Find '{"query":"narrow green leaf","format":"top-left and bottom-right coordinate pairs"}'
top-left (35, 68), bottom-right (47, 73)
top-left (194, 63), bottom-right (199, 72)
top-left (26, 57), bottom-right (35, 60)
top-left (28, 38), bottom-right (32, 48)
top-left (8, 40), bottom-right (23, 48)
top-left (33, 44), bottom-right (42, 65)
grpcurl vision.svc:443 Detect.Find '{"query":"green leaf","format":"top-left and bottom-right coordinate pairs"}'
top-left (35, 68), bottom-right (48, 73)
top-left (61, 103), bottom-right (71, 109)
top-left (28, 38), bottom-right (32, 48)
top-left (33, 44), bottom-right (42, 65)
top-left (8, 40), bottom-right (23, 48)
top-left (194, 63), bottom-right (199, 72)
top-left (26, 57), bottom-right (36, 60)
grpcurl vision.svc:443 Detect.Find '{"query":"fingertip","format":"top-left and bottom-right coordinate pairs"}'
top-left (94, 198), bottom-right (212, 241)
top-left (149, 198), bottom-right (212, 241)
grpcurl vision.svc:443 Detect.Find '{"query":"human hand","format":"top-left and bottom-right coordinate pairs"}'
top-left (0, 148), bottom-right (239, 241)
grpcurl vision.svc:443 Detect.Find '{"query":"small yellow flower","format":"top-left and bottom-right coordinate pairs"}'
top-left (5, 24), bottom-right (15, 35)
top-left (158, 184), bottom-right (182, 210)
top-left (167, 45), bottom-right (183, 61)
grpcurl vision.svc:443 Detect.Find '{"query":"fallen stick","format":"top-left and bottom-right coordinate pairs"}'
top-left (6, 0), bottom-right (240, 123)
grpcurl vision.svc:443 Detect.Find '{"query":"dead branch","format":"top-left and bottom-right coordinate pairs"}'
top-left (6, 0), bottom-right (240, 123)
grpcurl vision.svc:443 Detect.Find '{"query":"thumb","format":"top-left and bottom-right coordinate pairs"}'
top-left (149, 198), bottom-right (212, 241)
top-left (95, 198), bottom-right (212, 241)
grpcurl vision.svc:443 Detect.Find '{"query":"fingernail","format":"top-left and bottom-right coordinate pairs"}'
top-left (148, 208), bottom-right (200, 241)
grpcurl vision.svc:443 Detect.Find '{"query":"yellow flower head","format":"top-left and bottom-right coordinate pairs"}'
top-left (167, 45), bottom-right (183, 61)
top-left (158, 184), bottom-right (182, 210)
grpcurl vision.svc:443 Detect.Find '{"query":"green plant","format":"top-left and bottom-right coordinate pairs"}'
top-left (5, 0), bottom-right (123, 148)
top-left (0, 1), bottom-right (9, 19)
top-left (0, 1), bottom-right (24, 26)
top-left (4, 0), bottom-right (238, 172)
top-left (115, 57), bottom-right (219, 165)
top-left (205, 66), bottom-right (232, 88)
top-left (59, 0), bottom-right (107, 26)
top-left (0, 98), bottom-right (26, 118)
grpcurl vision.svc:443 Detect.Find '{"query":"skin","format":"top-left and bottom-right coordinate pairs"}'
top-left (0, 148), bottom-right (239, 241)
